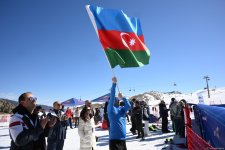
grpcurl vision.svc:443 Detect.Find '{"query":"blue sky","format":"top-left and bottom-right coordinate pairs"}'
top-left (1, 0), bottom-right (225, 106)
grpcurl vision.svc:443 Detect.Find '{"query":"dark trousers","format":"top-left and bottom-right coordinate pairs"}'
top-left (175, 117), bottom-right (185, 137)
top-left (75, 117), bottom-right (79, 128)
top-left (130, 115), bottom-right (136, 133)
top-left (136, 122), bottom-right (144, 138)
top-left (68, 118), bottom-right (72, 128)
top-left (175, 118), bottom-right (181, 135)
top-left (109, 140), bottom-right (127, 150)
top-left (177, 117), bottom-right (185, 138)
top-left (171, 116), bottom-right (176, 132)
top-left (47, 139), bottom-right (64, 150)
top-left (161, 117), bottom-right (168, 132)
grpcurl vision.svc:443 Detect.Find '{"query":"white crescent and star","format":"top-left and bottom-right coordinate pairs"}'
top-left (120, 32), bottom-right (136, 48)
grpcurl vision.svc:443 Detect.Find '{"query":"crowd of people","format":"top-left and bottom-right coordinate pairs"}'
top-left (8, 77), bottom-right (191, 150)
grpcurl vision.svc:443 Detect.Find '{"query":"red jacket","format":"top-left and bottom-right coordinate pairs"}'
top-left (65, 109), bottom-right (73, 118)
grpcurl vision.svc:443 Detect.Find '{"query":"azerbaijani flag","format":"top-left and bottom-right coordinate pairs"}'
top-left (86, 5), bottom-right (150, 68)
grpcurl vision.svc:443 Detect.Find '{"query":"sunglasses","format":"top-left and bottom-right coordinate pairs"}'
top-left (28, 97), bottom-right (37, 102)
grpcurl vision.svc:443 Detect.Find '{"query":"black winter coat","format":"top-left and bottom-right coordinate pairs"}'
top-left (9, 105), bottom-right (47, 150)
top-left (47, 109), bottom-right (67, 141)
top-left (133, 106), bottom-right (143, 124)
top-left (159, 103), bottom-right (169, 118)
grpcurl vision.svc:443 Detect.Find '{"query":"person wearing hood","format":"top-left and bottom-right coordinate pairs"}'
top-left (9, 92), bottom-right (56, 150)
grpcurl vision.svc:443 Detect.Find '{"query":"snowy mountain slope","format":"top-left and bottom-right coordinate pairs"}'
top-left (130, 87), bottom-right (225, 106)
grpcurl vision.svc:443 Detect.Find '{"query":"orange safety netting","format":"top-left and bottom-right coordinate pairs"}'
top-left (186, 126), bottom-right (216, 150)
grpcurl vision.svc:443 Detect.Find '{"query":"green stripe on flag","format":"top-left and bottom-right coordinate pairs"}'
top-left (105, 48), bottom-right (150, 68)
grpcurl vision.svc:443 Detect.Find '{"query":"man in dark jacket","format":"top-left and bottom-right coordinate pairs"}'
top-left (129, 98), bottom-right (137, 135)
top-left (159, 100), bottom-right (170, 133)
top-left (47, 101), bottom-right (68, 150)
top-left (9, 92), bottom-right (55, 150)
top-left (133, 100), bottom-right (144, 140)
top-left (104, 100), bottom-right (110, 128)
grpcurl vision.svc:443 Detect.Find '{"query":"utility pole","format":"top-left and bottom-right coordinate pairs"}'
top-left (173, 82), bottom-right (177, 98)
top-left (203, 76), bottom-right (210, 98)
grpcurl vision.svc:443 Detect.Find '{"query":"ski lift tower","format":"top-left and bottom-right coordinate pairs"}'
top-left (203, 76), bottom-right (210, 98)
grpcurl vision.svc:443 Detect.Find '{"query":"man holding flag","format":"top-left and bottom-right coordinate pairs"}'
top-left (107, 77), bottom-right (131, 150)
top-left (86, 5), bottom-right (149, 149)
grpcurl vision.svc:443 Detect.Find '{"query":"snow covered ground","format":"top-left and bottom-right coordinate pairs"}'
top-left (139, 87), bottom-right (225, 107)
top-left (0, 120), bottom-right (187, 150)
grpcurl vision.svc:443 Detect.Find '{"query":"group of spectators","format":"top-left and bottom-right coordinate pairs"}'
top-left (8, 91), bottom-right (97, 150)
top-left (65, 107), bottom-right (81, 129)
top-left (9, 92), bottom-right (67, 150)
top-left (78, 88), bottom-right (191, 150)
top-left (9, 79), bottom-right (190, 150)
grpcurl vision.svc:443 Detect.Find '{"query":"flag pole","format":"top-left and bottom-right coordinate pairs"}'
top-left (110, 66), bottom-right (121, 93)
top-left (102, 50), bottom-right (121, 94)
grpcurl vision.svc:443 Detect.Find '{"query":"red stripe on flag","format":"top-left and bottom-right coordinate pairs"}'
top-left (9, 121), bottom-right (21, 127)
top-left (98, 30), bottom-right (148, 51)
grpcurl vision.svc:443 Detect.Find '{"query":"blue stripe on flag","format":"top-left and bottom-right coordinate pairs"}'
top-left (88, 5), bottom-right (143, 36)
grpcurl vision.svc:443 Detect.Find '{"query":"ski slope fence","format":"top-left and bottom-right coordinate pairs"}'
top-left (186, 126), bottom-right (216, 150)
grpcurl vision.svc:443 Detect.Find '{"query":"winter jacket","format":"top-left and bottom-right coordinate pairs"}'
top-left (74, 109), bottom-right (80, 117)
top-left (47, 109), bottom-right (67, 142)
top-left (103, 101), bottom-right (109, 120)
top-left (133, 106), bottom-right (143, 124)
top-left (9, 105), bottom-right (47, 150)
top-left (78, 117), bottom-right (96, 150)
top-left (175, 102), bottom-right (184, 119)
top-left (169, 101), bottom-right (178, 118)
top-left (183, 104), bottom-right (191, 128)
top-left (159, 103), bottom-right (169, 118)
top-left (65, 109), bottom-right (73, 118)
top-left (104, 101), bottom-right (108, 114)
top-left (107, 83), bottom-right (131, 140)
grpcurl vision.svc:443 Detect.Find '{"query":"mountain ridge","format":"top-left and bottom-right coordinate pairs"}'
top-left (0, 98), bottom-right (52, 113)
